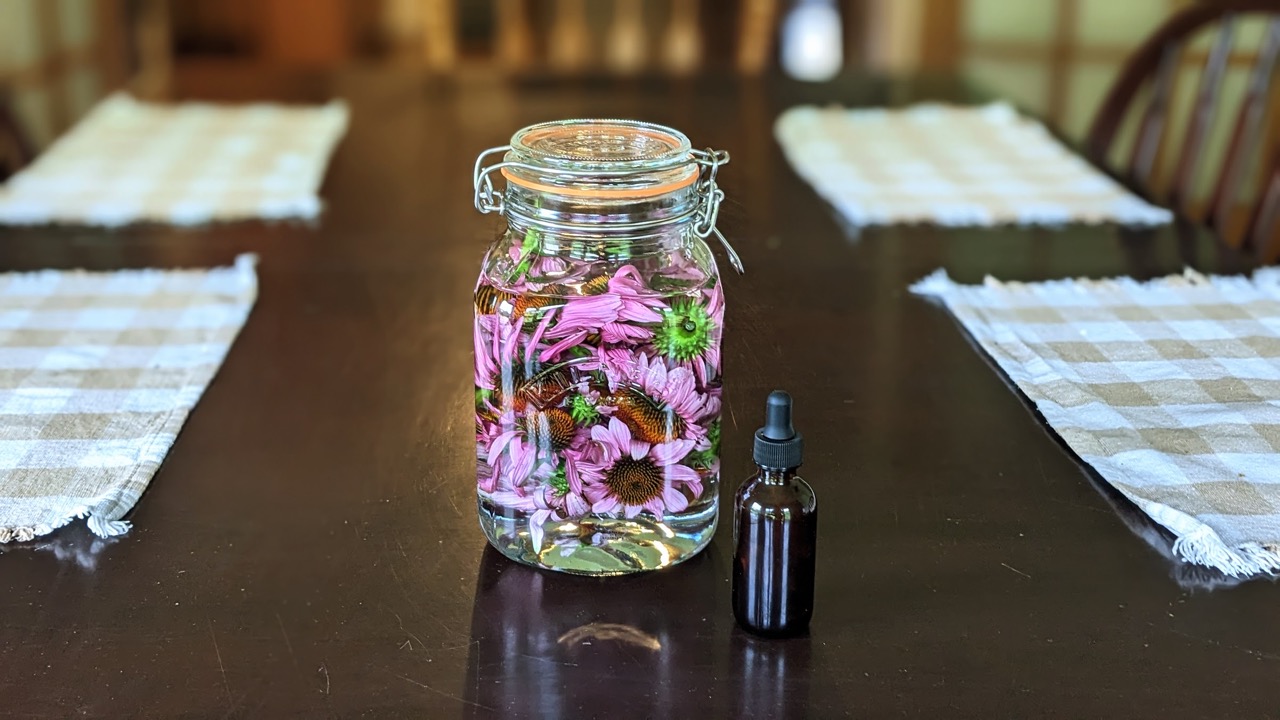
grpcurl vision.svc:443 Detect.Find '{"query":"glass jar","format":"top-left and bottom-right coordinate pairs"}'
top-left (471, 119), bottom-right (740, 575)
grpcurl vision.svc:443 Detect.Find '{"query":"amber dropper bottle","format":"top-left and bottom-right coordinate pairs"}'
top-left (733, 390), bottom-right (817, 637)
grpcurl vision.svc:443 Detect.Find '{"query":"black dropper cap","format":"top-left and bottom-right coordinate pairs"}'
top-left (753, 390), bottom-right (804, 470)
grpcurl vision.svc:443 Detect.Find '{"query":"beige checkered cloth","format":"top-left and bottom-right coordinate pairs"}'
top-left (913, 268), bottom-right (1280, 578)
top-left (0, 93), bottom-right (348, 227)
top-left (0, 255), bottom-right (257, 543)
top-left (776, 103), bottom-right (1173, 227)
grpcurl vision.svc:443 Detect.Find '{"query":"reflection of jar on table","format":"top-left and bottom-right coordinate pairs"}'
top-left (462, 545), bottom-right (727, 716)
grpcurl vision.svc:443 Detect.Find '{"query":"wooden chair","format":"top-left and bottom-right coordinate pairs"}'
top-left (0, 0), bottom-right (156, 169)
top-left (0, 90), bottom-right (36, 182)
top-left (420, 0), bottom-right (780, 76)
top-left (132, 0), bottom-right (175, 100)
top-left (1085, 1), bottom-right (1280, 263)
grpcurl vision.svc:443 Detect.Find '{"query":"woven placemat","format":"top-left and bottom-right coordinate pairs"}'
top-left (914, 268), bottom-right (1280, 578)
top-left (777, 103), bottom-right (1173, 227)
top-left (0, 255), bottom-right (257, 542)
top-left (0, 93), bottom-right (348, 227)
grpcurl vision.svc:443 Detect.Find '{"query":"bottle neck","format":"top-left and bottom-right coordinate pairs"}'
top-left (757, 467), bottom-right (798, 485)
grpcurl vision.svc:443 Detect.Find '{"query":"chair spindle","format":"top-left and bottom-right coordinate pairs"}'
top-left (1207, 18), bottom-right (1280, 241)
top-left (1129, 43), bottom-right (1182, 188)
top-left (1169, 16), bottom-right (1236, 212)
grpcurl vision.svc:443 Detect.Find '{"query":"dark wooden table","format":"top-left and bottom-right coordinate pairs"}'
top-left (0, 68), bottom-right (1271, 718)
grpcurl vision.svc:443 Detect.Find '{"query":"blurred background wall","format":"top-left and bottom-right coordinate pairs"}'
top-left (0, 0), bottom-right (1273, 175)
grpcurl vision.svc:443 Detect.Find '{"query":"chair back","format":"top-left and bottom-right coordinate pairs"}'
top-left (416, 0), bottom-right (780, 76)
top-left (0, 0), bottom-right (143, 166)
top-left (1086, 1), bottom-right (1280, 261)
top-left (0, 89), bottom-right (36, 181)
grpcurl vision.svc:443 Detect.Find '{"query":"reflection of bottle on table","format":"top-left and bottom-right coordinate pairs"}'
top-left (731, 630), bottom-right (814, 719)
top-left (733, 391), bottom-right (817, 637)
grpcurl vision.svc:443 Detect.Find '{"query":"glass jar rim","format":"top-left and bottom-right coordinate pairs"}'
top-left (503, 119), bottom-right (698, 199)
top-left (508, 119), bottom-right (693, 173)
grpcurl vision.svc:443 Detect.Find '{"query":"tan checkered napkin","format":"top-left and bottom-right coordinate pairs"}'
top-left (776, 103), bottom-right (1173, 227)
top-left (0, 93), bottom-right (348, 227)
top-left (0, 255), bottom-right (257, 543)
top-left (913, 268), bottom-right (1280, 578)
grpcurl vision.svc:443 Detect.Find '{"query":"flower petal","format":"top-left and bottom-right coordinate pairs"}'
top-left (553, 294), bottom-right (622, 332)
top-left (507, 438), bottom-right (536, 483)
top-left (526, 306), bottom-right (557, 360)
top-left (601, 322), bottom-right (653, 344)
top-left (610, 265), bottom-right (645, 289)
top-left (662, 485), bottom-right (689, 513)
top-left (699, 393), bottom-right (722, 422)
top-left (642, 358), bottom-right (668, 395)
top-left (664, 463), bottom-right (701, 485)
top-left (583, 482), bottom-right (608, 503)
top-left (606, 417), bottom-right (633, 448)
top-left (664, 368), bottom-right (704, 419)
top-left (623, 503), bottom-right (642, 519)
top-left (564, 492), bottom-right (590, 518)
top-left (488, 430), bottom-right (520, 462)
top-left (682, 477), bottom-right (704, 498)
top-left (574, 456), bottom-right (606, 484)
top-left (644, 497), bottom-right (666, 517)
top-left (593, 496), bottom-right (620, 515)
top-left (650, 439), bottom-right (694, 466)
top-left (539, 330), bottom-right (588, 363)
top-left (499, 320), bottom-right (522, 363)
top-left (477, 461), bottom-right (497, 493)
top-left (618, 301), bottom-right (663, 324)
top-left (565, 456), bottom-right (585, 494)
top-left (474, 324), bottom-right (497, 388)
top-left (492, 489), bottom-right (537, 511)
top-left (529, 509), bottom-right (551, 551)
top-left (705, 284), bottom-right (724, 315)
top-left (541, 256), bottom-right (567, 274)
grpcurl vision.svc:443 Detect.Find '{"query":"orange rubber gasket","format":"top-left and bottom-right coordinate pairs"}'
top-left (500, 164), bottom-right (699, 199)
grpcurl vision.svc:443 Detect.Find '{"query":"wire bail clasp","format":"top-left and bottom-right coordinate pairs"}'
top-left (471, 143), bottom-right (744, 274)
top-left (473, 145), bottom-right (510, 215)
top-left (690, 148), bottom-right (743, 274)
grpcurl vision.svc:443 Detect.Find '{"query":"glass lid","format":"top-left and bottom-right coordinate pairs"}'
top-left (509, 119), bottom-right (693, 172)
top-left (503, 119), bottom-right (699, 197)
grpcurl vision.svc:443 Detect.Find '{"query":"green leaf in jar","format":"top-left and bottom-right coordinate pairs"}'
top-left (568, 393), bottom-right (602, 425)
top-left (548, 466), bottom-right (570, 496)
top-left (507, 227), bottom-right (542, 283)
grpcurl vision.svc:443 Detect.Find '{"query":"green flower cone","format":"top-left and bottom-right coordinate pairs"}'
top-left (654, 298), bottom-right (714, 362)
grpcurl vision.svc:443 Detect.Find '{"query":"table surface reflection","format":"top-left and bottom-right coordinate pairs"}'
top-left (0, 69), bottom-right (1271, 718)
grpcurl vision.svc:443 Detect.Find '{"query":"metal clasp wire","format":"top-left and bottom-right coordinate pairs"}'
top-left (472, 145), bottom-right (744, 274)
top-left (473, 145), bottom-right (511, 214)
top-left (689, 148), bottom-right (743, 274)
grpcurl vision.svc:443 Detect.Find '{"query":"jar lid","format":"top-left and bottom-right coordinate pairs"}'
top-left (511, 119), bottom-right (691, 171)
top-left (472, 119), bottom-right (743, 273)
top-left (502, 119), bottom-right (699, 198)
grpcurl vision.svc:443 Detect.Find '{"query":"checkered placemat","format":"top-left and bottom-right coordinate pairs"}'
top-left (0, 93), bottom-right (348, 227)
top-left (0, 255), bottom-right (257, 543)
top-left (913, 268), bottom-right (1280, 578)
top-left (776, 103), bottom-right (1173, 227)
